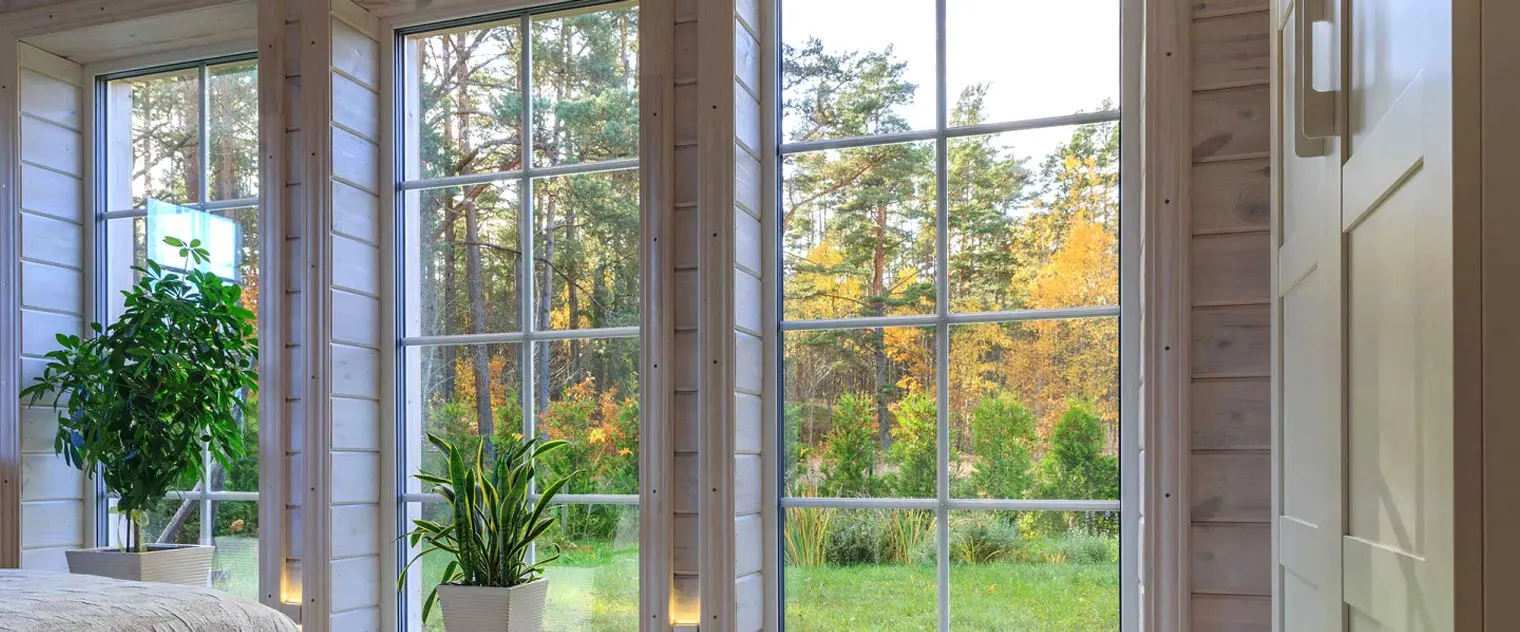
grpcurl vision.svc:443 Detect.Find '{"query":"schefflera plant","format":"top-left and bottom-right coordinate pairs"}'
top-left (20, 237), bottom-right (260, 552)
top-left (401, 433), bottom-right (578, 621)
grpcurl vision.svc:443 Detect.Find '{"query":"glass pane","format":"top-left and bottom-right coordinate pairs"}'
top-left (948, 320), bottom-right (1118, 500)
top-left (781, 0), bottom-right (936, 142)
top-left (784, 326), bottom-right (936, 498)
top-left (410, 183), bottom-right (522, 337)
top-left (948, 510), bottom-right (1118, 630)
top-left (784, 507), bottom-right (937, 631)
top-left (533, 337), bottom-right (639, 496)
top-left (782, 142), bottom-right (936, 320)
top-left (411, 21), bottom-right (523, 179)
top-left (208, 60), bottom-right (259, 200)
top-left (406, 343), bottom-right (523, 484)
top-left (947, 123), bottom-right (1118, 313)
top-left (542, 504), bottom-right (640, 631)
top-left (531, 5), bottom-right (640, 167)
top-left (117, 68), bottom-right (200, 206)
top-left (408, 502), bottom-right (638, 632)
top-left (947, 0), bottom-right (1120, 125)
top-left (531, 170), bottom-right (640, 331)
top-left (135, 499), bottom-right (260, 601)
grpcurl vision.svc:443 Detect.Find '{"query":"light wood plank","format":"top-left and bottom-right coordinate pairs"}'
top-left (1193, 0), bottom-right (1269, 19)
top-left (20, 117), bottom-right (82, 176)
top-left (1191, 232), bottom-right (1270, 304)
top-left (1191, 523), bottom-right (1271, 595)
top-left (332, 345), bottom-right (381, 399)
top-left (331, 20), bottom-right (380, 90)
top-left (331, 504), bottom-right (381, 559)
top-left (673, 514), bottom-right (699, 573)
top-left (17, 43), bottom-right (82, 86)
top-left (20, 70), bottom-right (82, 130)
top-left (675, 82), bottom-right (699, 146)
top-left (332, 289), bottom-right (380, 348)
top-left (674, 207), bottom-right (699, 269)
top-left (735, 94), bottom-right (761, 156)
top-left (735, 270), bottom-right (762, 334)
top-left (674, 391), bottom-right (699, 454)
top-left (20, 309), bottom-right (81, 357)
top-left (19, 164), bottom-right (82, 222)
top-left (21, 455), bottom-right (82, 501)
top-left (674, 331), bottom-right (700, 390)
top-left (1192, 10), bottom-right (1269, 90)
top-left (735, 392), bottom-right (763, 454)
top-left (332, 235), bottom-right (380, 296)
top-left (674, 22), bottom-right (698, 82)
top-left (1191, 451), bottom-right (1270, 522)
top-left (674, 269), bottom-right (699, 331)
top-left (332, 396), bottom-right (381, 451)
top-left (20, 407), bottom-right (58, 453)
top-left (735, 207), bottom-right (761, 273)
top-left (735, 0), bottom-right (760, 35)
top-left (735, 514), bottom-right (763, 576)
top-left (331, 452), bottom-right (381, 505)
top-left (20, 262), bottom-right (83, 314)
top-left (675, 0), bottom-right (698, 23)
top-left (1191, 377), bottom-right (1270, 449)
top-left (1192, 85), bottom-right (1270, 163)
top-left (1191, 594), bottom-right (1270, 631)
top-left (675, 146), bottom-right (699, 206)
top-left (736, 570), bottom-right (764, 632)
top-left (21, 500), bottom-right (83, 549)
top-left (332, 126), bottom-right (380, 194)
top-left (20, 546), bottom-right (69, 572)
top-left (330, 606), bottom-right (381, 632)
top-left (734, 454), bottom-right (762, 516)
top-left (1192, 305), bottom-right (1269, 376)
top-left (736, 331), bottom-right (763, 394)
top-left (329, 555), bottom-right (381, 612)
top-left (673, 453), bottom-right (699, 514)
top-left (734, 25), bottom-right (760, 97)
top-left (20, 213), bottom-right (83, 269)
top-left (1192, 158), bottom-right (1269, 233)
top-left (332, 73), bottom-right (380, 142)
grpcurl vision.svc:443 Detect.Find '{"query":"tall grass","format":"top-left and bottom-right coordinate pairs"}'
top-left (883, 509), bottom-right (932, 564)
top-left (785, 506), bottom-right (836, 567)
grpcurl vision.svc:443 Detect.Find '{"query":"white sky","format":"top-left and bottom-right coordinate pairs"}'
top-left (782, 0), bottom-right (1121, 162)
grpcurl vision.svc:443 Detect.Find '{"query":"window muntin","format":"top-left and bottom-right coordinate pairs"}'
top-left (397, 4), bottom-right (640, 631)
top-left (97, 55), bottom-right (262, 601)
top-left (779, 1), bottom-right (1123, 629)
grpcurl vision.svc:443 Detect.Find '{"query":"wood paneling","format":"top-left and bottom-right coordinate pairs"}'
top-left (1191, 11), bottom-right (1270, 90)
top-left (1191, 523), bottom-right (1271, 595)
top-left (1192, 159), bottom-right (1270, 234)
top-left (1191, 594), bottom-right (1270, 631)
top-left (1192, 232), bottom-right (1271, 305)
top-left (1192, 85), bottom-right (1270, 163)
top-left (1191, 451), bottom-right (1271, 522)
top-left (1192, 305), bottom-right (1270, 376)
top-left (1192, 0), bottom-right (1269, 19)
top-left (1191, 377), bottom-right (1271, 450)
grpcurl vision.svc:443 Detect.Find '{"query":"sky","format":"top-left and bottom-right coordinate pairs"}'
top-left (781, 0), bottom-right (1122, 161)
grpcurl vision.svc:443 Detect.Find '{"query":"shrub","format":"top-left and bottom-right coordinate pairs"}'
top-left (968, 393), bottom-right (1036, 500)
top-left (1025, 400), bottom-right (1119, 536)
top-left (821, 393), bottom-right (877, 496)
top-left (824, 510), bottom-right (886, 565)
top-left (950, 513), bottom-right (1022, 564)
top-left (883, 509), bottom-right (933, 564)
top-left (1020, 533), bottom-right (1118, 565)
top-left (784, 503), bottom-right (836, 568)
top-left (887, 393), bottom-right (937, 498)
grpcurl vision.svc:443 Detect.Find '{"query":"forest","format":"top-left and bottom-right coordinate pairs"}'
top-left (108, 1), bottom-right (1119, 628)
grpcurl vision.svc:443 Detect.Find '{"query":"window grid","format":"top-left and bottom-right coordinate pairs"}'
top-left (776, 1), bottom-right (1123, 630)
top-left (94, 54), bottom-right (261, 549)
top-left (395, 15), bottom-right (640, 509)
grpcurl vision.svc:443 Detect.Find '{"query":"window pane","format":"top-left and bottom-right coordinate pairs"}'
top-left (531, 170), bottom-right (640, 331)
top-left (407, 502), bottom-right (638, 632)
top-left (948, 510), bottom-right (1118, 630)
top-left (781, 0), bottom-right (936, 142)
top-left (412, 22), bottom-right (523, 179)
top-left (947, 123), bottom-right (1118, 313)
top-left (136, 499), bottom-right (260, 601)
top-left (117, 68), bottom-right (200, 206)
top-left (947, 0), bottom-right (1120, 125)
top-left (208, 60), bottom-right (259, 200)
top-left (531, 5), bottom-right (640, 167)
top-left (949, 320), bottom-right (1118, 500)
top-left (784, 326), bottom-right (936, 498)
top-left (533, 337), bottom-right (639, 496)
top-left (784, 507), bottom-right (937, 631)
top-left (406, 343), bottom-right (523, 484)
top-left (410, 183), bottom-right (522, 337)
top-left (782, 142), bottom-right (936, 320)
top-left (542, 504), bottom-right (639, 631)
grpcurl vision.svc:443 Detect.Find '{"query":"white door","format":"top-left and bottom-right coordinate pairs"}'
top-left (1275, 0), bottom-right (1456, 630)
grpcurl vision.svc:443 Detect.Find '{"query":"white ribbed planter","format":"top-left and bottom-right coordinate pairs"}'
top-left (437, 579), bottom-right (549, 632)
top-left (66, 544), bottom-right (214, 586)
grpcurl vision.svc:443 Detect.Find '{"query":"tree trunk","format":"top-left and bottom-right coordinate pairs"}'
top-left (453, 33), bottom-right (495, 456)
top-left (872, 207), bottom-right (891, 450)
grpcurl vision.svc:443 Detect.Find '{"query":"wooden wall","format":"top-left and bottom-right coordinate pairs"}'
top-left (1187, 0), bottom-right (1272, 628)
top-left (11, 43), bottom-right (88, 571)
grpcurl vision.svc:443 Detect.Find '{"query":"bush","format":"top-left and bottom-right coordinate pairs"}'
top-left (1019, 533), bottom-right (1118, 565)
top-left (950, 513), bottom-right (1023, 564)
top-left (968, 393), bottom-right (1036, 500)
top-left (887, 393), bottom-right (937, 498)
top-left (821, 394), bottom-right (877, 497)
top-left (1025, 400), bottom-right (1119, 536)
top-left (825, 510), bottom-right (887, 565)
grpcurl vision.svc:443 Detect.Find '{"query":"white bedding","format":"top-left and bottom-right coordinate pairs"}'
top-left (0, 569), bottom-right (299, 632)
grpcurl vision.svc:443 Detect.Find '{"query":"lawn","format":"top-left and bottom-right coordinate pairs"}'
top-left (416, 544), bottom-right (1115, 631)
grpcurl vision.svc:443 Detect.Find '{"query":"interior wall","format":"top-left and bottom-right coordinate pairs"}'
top-left (1186, 0), bottom-right (1272, 629)
top-left (12, 43), bottom-right (89, 571)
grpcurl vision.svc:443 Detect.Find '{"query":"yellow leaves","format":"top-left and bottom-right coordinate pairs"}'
top-left (1029, 213), bottom-right (1117, 310)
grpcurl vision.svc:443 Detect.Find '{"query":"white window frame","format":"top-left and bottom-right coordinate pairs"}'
top-left (91, 53), bottom-right (263, 550)
top-left (391, 3), bottom-right (642, 630)
top-left (770, 0), bottom-right (1141, 630)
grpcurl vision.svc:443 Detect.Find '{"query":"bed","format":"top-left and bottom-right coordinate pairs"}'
top-left (0, 569), bottom-right (299, 631)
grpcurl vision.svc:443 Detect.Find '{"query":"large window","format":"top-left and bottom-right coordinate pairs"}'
top-left (96, 56), bottom-right (261, 600)
top-left (395, 3), bottom-right (640, 631)
top-left (778, 1), bottom-right (1124, 629)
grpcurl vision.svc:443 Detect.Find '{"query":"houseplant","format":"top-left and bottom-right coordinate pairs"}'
top-left (20, 237), bottom-right (259, 584)
top-left (401, 432), bottom-right (577, 632)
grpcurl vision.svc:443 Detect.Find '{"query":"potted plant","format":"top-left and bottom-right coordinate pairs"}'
top-left (20, 237), bottom-right (259, 585)
top-left (401, 433), bottom-right (577, 632)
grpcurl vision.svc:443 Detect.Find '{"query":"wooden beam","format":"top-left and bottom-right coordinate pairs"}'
top-left (0, 33), bottom-right (22, 570)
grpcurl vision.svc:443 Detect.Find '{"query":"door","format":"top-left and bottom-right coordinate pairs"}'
top-left (1275, 0), bottom-right (1456, 630)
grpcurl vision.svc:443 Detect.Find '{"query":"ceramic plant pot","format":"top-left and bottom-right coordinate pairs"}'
top-left (437, 579), bottom-right (550, 632)
top-left (66, 544), bottom-right (215, 586)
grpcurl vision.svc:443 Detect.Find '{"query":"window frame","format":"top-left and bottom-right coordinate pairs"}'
top-left (770, 0), bottom-right (1141, 629)
top-left (89, 50), bottom-right (264, 571)
top-left (391, 2), bottom-right (643, 629)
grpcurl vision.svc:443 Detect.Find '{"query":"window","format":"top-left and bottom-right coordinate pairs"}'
top-left (395, 3), bottom-right (640, 630)
top-left (96, 55), bottom-right (261, 600)
top-left (778, 1), bottom-right (1125, 630)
